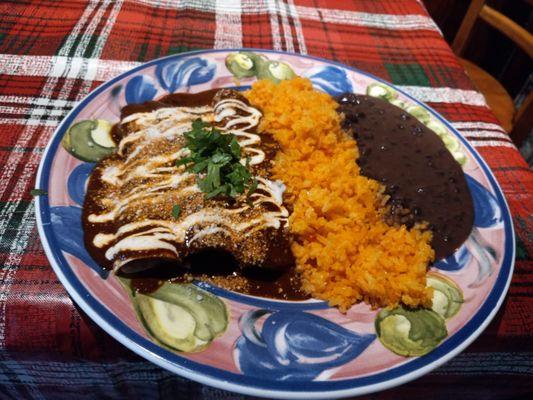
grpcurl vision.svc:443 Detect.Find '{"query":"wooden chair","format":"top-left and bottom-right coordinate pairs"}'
top-left (452, 0), bottom-right (533, 146)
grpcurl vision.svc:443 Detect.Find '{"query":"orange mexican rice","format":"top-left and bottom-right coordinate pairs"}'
top-left (246, 78), bottom-right (434, 311)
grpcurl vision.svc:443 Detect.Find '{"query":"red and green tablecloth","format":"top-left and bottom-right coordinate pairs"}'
top-left (0, 1), bottom-right (531, 399)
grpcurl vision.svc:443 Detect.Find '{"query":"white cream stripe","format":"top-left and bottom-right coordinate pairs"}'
top-left (0, 0), bottom-right (119, 342)
top-left (288, 0), bottom-right (307, 54)
top-left (398, 86), bottom-right (488, 107)
top-left (0, 118), bottom-right (60, 126)
top-left (458, 130), bottom-right (510, 140)
top-left (57, 1), bottom-right (100, 57)
top-left (133, 0), bottom-right (441, 33)
top-left (0, 106), bottom-right (67, 117)
top-left (266, 0), bottom-right (283, 51)
top-left (92, 0), bottom-right (124, 58)
top-left (0, 54), bottom-right (140, 81)
top-left (0, 95), bottom-right (76, 108)
top-left (302, 8), bottom-right (441, 32)
top-left (452, 122), bottom-right (507, 132)
top-left (278, 0), bottom-right (295, 52)
top-left (214, 0), bottom-right (243, 48)
top-left (468, 140), bottom-right (517, 149)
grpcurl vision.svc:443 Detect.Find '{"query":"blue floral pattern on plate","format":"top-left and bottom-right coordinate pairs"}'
top-left (235, 310), bottom-right (375, 380)
top-left (466, 175), bottom-right (502, 228)
top-left (156, 57), bottom-right (216, 93)
top-left (434, 243), bottom-right (471, 271)
top-left (306, 66), bottom-right (353, 96)
top-left (51, 161), bottom-right (107, 277)
top-left (50, 205), bottom-right (107, 278)
top-left (125, 75), bottom-right (158, 104)
top-left (434, 174), bottom-right (501, 285)
top-left (67, 162), bottom-right (95, 206)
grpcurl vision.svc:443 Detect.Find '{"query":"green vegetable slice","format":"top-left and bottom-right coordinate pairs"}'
top-left (451, 150), bottom-right (467, 166)
top-left (389, 98), bottom-right (408, 110)
top-left (256, 60), bottom-right (296, 83)
top-left (375, 306), bottom-right (447, 357)
top-left (424, 119), bottom-right (448, 136)
top-left (123, 279), bottom-right (229, 352)
top-left (90, 119), bottom-right (115, 148)
top-left (145, 282), bottom-right (229, 342)
top-left (137, 294), bottom-right (207, 352)
top-left (62, 119), bottom-right (116, 162)
top-left (225, 52), bottom-right (262, 78)
top-left (440, 133), bottom-right (461, 152)
top-left (405, 105), bottom-right (431, 124)
top-left (366, 83), bottom-right (399, 100)
top-left (427, 273), bottom-right (463, 319)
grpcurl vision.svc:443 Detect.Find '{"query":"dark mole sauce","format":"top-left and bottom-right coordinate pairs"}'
top-left (125, 252), bottom-right (308, 300)
top-left (111, 89), bottom-right (221, 143)
top-left (336, 93), bottom-right (474, 259)
top-left (88, 89), bottom-right (307, 300)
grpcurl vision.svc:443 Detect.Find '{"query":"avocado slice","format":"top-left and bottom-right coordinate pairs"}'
top-left (375, 306), bottom-right (447, 357)
top-left (62, 119), bottom-right (116, 162)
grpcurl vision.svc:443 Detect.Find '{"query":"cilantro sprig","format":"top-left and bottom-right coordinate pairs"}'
top-left (172, 204), bottom-right (181, 219)
top-left (177, 119), bottom-right (258, 200)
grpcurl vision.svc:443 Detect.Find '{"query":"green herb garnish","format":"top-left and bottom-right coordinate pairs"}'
top-left (172, 204), bottom-right (181, 219)
top-left (177, 119), bottom-right (258, 200)
top-left (30, 189), bottom-right (47, 196)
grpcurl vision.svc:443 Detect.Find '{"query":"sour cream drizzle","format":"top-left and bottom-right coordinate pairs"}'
top-left (87, 95), bottom-right (287, 270)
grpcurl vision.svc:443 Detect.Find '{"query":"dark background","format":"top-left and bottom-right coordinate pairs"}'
top-left (423, 0), bottom-right (532, 102)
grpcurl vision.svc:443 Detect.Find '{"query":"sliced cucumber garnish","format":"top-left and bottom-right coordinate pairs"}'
top-left (147, 282), bottom-right (228, 341)
top-left (90, 120), bottom-right (115, 148)
top-left (389, 98), bottom-right (408, 110)
top-left (257, 60), bottom-right (296, 83)
top-left (427, 273), bottom-right (463, 319)
top-left (137, 294), bottom-right (207, 352)
top-left (62, 119), bottom-right (116, 162)
top-left (425, 119), bottom-right (448, 136)
top-left (440, 133), bottom-right (461, 152)
top-left (375, 306), bottom-right (447, 357)
top-left (131, 282), bottom-right (229, 352)
top-left (451, 150), bottom-right (467, 166)
top-left (367, 83), bottom-right (398, 100)
top-left (406, 105), bottom-right (431, 124)
top-left (225, 52), bottom-right (260, 78)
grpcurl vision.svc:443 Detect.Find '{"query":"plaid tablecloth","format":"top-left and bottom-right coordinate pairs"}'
top-left (0, 1), bottom-right (532, 399)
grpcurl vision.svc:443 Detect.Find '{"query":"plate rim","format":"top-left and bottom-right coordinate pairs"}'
top-left (34, 48), bottom-right (515, 399)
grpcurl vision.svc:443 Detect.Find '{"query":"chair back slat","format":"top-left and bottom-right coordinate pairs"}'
top-left (452, 0), bottom-right (486, 55)
top-left (479, 5), bottom-right (533, 58)
top-left (511, 91), bottom-right (533, 146)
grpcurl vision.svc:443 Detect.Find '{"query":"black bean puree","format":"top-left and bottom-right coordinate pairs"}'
top-left (336, 93), bottom-right (474, 259)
